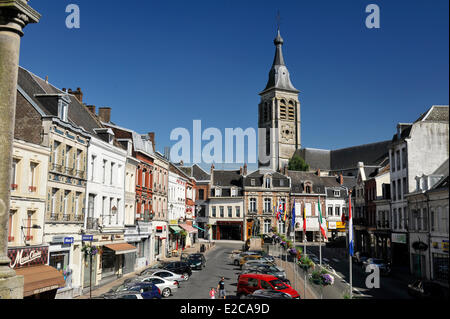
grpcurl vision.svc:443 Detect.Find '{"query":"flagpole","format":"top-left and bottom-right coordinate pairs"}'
top-left (319, 197), bottom-right (322, 267)
top-left (348, 190), bottom-right (353, 299)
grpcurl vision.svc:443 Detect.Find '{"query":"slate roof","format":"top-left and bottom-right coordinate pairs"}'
top-left (17, 67), bottom-right (103, 135)
top-left (288, 170), bottom-right (356, 195)
top-left (294, 148), bottom-right (331, 171)
top-left (212, 170), bottom-right (243, 187)
top-left (177, 164), bottom-right (210, 182)
top-left (432, 159), bottom-right (449, 176)
top-left (243, 170), bottom-right (290, 188)
top-left (330, 140), bottom-right (391, 170)
top-left (415, 105), bottom-right (449, 123)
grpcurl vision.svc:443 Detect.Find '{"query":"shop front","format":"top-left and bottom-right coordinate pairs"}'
top-left (391, 232), bottom-right (409, 266)
top-left (48, 236), bottom-right (77, 298)
top-left (214, 221), bottom-right (242, 241)
top-left (431, 238), bottom-right (449, 285)
top-left (153, 223), bottom-right (168, 260)
top-left (124, 222), bottom-right (152, 271)
top-left (169, 221), bottom-right (183, 254)
top-left (8, 245), bottom-right (65, 299)
top-left (179, 223), bottom-right (199, 247)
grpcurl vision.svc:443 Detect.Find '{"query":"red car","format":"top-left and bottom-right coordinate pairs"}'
top-left (237, 273), bottom-right (300, 299)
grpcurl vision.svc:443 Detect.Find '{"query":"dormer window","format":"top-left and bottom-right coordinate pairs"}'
top-left (334, 190), bottom-right (340, 197)
top-left (58, 100), bottom-right (69, 122)
top-left (265, 177), bottom-right (271, 189)
top-left (305, 185), bottom-right (311, 194)
top-left (215, 188), bottom-right (221, 197)
top-left (251, 179), bottom-right (255, 186)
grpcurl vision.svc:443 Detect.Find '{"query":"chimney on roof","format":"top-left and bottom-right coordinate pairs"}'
top-left (67, 88), bottom-right (83, 102)
top-left (283, 164), bottom-right (288, 176)
top-left (148, 132), bottom-right (155, 152)
top-left (243, 163), bottom-right (248, 176)
top-left (316, 168), bottom-right (321, 176)
top-left (98, 107), bottom-right (111, 123)
top-left (180, 160), bottom-right (184, 166)
top-left (339, 173), bottom-right (344, 185)
top-left (86, 105), bottom-right (96, 114)
top-left (45, 76), bottom-right (48, 84)
top-left (210, 164), bottom-right (215, 185)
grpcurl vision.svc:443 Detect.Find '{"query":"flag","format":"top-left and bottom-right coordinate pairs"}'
top-left (348, 193), bottom-right (354, 256)
top-left (283, 202), bottom-right (287, 222)
top-left (303, 203), bottom-right (306, 233)
top-left (291, 200), bottom-right (296, 229)
top-left (317, 197), bottom-right (327, 239)
top-left (275, 200), bottom-right (280, 221)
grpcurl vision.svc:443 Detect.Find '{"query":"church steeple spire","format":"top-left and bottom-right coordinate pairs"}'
top-left (261, 29), bottom-right (298, 94)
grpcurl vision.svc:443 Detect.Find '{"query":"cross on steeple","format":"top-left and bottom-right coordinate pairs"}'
top-left (276, 10), bottom-right (281, 31)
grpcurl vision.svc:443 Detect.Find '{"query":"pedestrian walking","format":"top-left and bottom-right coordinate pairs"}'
top-left (209, 287), bottom-right (216, 299)
top-left (217, 277), bottom-right (226, 299)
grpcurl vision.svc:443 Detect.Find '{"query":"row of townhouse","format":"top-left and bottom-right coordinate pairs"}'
top-left (352, 105), bottom-right (449, 287)
top-left (177, 163), bottom-right (356, 243)
top-left (7, 67), bottom-right (197, 299)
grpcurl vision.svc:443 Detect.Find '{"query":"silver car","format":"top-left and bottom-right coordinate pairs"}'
top-left (137, 276), bottom-right (179, 298)
top-left (139, 269), bottom-right (186, 284)
top-left (243, 263), bottom-right (286, 279)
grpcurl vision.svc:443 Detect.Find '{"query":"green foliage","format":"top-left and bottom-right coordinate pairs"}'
top-left (288, 155), bottom-right (309, 171)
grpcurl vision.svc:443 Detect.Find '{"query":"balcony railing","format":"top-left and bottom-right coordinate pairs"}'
top-left (8, 236), bottom-right (14, 242)
top-left (62, 214), bottom-right (71, 222)
top-left (86, 217), bottom-right (99, 230)
top-left (65, 167), bottom-right (74, 175)
top-left (11, 184), bottom-right (18, 191)
top-left (76, 170), bottom-right (85, 179)
top-left (50, 163), bottom-right (63, 173)
top-left (28, 186), bottom-right (37, 193)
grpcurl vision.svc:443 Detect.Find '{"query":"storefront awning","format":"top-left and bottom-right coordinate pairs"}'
top-left (104, 243), bottom-right (137, 255)
top-left (170, 225), bottom-right (183, 234)
top-left (179, 223), bottom-right (198, 234)
top-left (15, 265), bottom-right (65, 297)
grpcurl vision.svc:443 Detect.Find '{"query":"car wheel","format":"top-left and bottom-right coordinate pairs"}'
top-left (183, 273), bottom-right (189, 280)
top-left (162, 288), bottom-right (171, 298)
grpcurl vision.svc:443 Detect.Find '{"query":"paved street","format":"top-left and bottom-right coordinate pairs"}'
top-left (173, 241), bottom-right (243, 299)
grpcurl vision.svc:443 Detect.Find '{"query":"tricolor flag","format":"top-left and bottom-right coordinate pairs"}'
top-left (283, 202), bottom-right (287, 222)
top-left (317, 197), bottom-right (327, 239)
top-left (291, 200), bottom-right (296, 229)
top-left (303, 204), bottom-right (306, 233)
top-left (348, 192), bottom-right (354, 256)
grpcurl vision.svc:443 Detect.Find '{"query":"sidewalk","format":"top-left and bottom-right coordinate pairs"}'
top-left (74, 241), bottom-right (216, 299)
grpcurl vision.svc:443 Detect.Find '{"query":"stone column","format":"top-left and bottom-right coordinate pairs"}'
top-left (0, 0), bottom-right (40, 299)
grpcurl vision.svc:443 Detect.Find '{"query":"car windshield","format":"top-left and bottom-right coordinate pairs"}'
top-left (188, 255), bottom-right (201, 260)
top-left (270, 279), bottom-right (288, 290)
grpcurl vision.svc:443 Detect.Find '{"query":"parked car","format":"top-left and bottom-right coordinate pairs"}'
top-left (151, 261), bottom-right (192, 280)
top-left (181, 253), bottom-right (206, 270)
top-left (106, 291), bottom-right (145, 299)
top-left (139, 269), bottom-right (186, 284)
top-left (243, 289), bottom-right (293, 299)
top-left (353, 252), bottom-right (370, 265)
top-left (239, 254), bottom-right (263, 269)
top-left (138, 276), bottom-right (178, 298)
top-left (362, 258), bottom-right (391, 275)
top-left (237, 273), bottom-right (300, 299)
top-left (103, 282), bottom-right (161, 299)
top-left (242, 262), bottom-right (286, 279)
top-left (231, 251), bottom-right (260, 266)
top-left (239, 268), bottom-right (291, 285)
top-left (408, 280), bottom-right (449, 299)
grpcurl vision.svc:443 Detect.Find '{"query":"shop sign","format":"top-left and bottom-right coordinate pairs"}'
top-left (64, 237), bottom-right (74, 245)
top-left (392, 233), bottom-right (407, 244)
top-left (7, 246), bottom-right (49, 269)
top-left (328, 222), bottom-right (337, 230)
top-left (169, 220), bottom-right (178, 225)
top-left (443, 240), bottom-right (449, 253)
top-left (156, 226), bottom-right (163, 233)
top-left (336, 221), bottom-right (345, 229)
top-left (82, 235), bottom-right (93, 242)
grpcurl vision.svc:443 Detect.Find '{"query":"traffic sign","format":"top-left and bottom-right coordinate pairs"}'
top-left (82, 235), bottom-right (93, 242)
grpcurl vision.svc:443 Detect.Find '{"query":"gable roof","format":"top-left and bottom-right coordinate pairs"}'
top-left (212, 170), bottom-right (243, 187)
top-left (17, 67), bottom-right (103, 135)
top-left (244, 169), bottom-right (290, 187)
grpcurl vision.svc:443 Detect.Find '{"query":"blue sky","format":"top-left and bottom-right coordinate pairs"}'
top-left (20, 0), bottom-right (449, 171)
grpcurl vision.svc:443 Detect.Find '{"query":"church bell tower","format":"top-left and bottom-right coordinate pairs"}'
top-left (258, 29), bottom-right (301, 172)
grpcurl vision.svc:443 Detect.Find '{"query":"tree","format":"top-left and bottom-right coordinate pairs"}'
top-left (288, 155), bottom-right (309, 171)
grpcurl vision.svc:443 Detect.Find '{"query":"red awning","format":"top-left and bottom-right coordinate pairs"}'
top-left (15, 265), bottom-right (65, 297)
top-left (179, 223), bottom-right (198, 234)
top-left (104, 243), bottom-right (137, 255)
